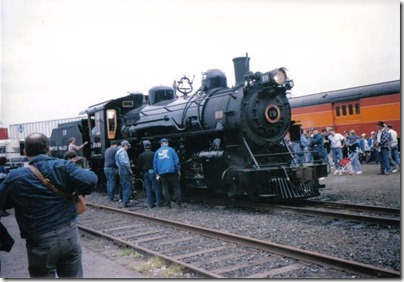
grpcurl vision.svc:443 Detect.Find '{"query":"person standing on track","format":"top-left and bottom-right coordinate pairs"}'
top-left (153, 138), bottom-right (183, 209)
top-left (0, 133), bottom-right (97, 278)
top-left (115, 140), bottom-right (133, 207)
top-left (104, 141), bottom-right (119, 201)
top-left (137, 140), bottom-right (163, 208)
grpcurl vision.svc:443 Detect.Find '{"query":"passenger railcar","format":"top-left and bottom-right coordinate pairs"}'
top-left (290, 80), bottom-right (400, 136)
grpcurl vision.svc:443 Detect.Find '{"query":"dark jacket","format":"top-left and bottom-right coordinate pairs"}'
top-left (104, 146), bottom-right (118, 168)
top-left (0, 154), bottom-right (97, 239)
top-left (137, 150), bottom-right (155, 173)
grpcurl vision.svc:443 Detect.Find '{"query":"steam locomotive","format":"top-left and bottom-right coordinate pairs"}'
top-left (49, 56), bottom-right (328, 201)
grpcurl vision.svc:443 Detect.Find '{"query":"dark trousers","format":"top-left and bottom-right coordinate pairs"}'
top-left (26, 223), bottom-right (82, 278)
top-left (367, 149), bottom-right (379, 163)
top-left (160, 173), bottom-right (182, 206)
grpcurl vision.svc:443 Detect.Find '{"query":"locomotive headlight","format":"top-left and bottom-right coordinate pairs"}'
top-left (261, 67), bottom-right (290, 86)
top-left (273, 69), bottom-right (287, 85)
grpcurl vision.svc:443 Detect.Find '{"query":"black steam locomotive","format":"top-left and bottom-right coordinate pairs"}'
top-left (49, 56), bottom-right (328, 201)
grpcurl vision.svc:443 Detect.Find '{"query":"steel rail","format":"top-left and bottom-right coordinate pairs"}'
top-left (221, 200), bottom-right (400, 226)
top-left (302, 200), bottom-right (401, 215)
top-left (82, 203), bottom-right (400, 278)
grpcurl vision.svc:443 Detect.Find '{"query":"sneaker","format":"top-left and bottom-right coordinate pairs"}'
top-left (392, 169), bottom-right (397, 173)
top-left (356, 171), bottom-right (362, 175)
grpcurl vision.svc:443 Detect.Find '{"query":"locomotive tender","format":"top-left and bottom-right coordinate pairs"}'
top-left (50, 56), bottom-right (328, 200)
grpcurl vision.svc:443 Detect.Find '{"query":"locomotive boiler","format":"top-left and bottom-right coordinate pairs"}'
top-left (48, 56), bottom-right (328, 200)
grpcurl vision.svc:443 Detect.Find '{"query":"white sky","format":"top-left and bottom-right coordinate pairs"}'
top-left (0, 0), bottom-right (400, 127)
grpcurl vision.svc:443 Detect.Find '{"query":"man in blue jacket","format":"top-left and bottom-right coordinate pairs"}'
top-left (309, 128), bottom-right (328, 165)
top-left (0, 133), bottom-right (97, 278)
top-left (153, 138), bottom-right (183, 208)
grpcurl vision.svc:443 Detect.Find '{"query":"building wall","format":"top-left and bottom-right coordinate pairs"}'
top-left (8, 117), bottom-right (84, 140)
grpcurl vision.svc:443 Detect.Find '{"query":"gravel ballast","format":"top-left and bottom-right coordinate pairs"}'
top-left (84, 163), bottom-right (401, 277)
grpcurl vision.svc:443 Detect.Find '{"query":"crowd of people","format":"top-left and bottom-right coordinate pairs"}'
top-left (287, 121), bottom-right (400, 176)
top-left (103, 137), bottom-right (183, 210)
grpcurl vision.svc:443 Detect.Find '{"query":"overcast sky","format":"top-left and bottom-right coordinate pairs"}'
top-left (0, 0), bottom-right (400, 127)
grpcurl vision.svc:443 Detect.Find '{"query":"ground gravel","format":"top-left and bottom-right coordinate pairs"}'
top-left (84, 163), bottom-right (401, 277)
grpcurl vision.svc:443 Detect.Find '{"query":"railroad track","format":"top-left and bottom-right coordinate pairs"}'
top-left (206, 199), bottom-right (400, 226)
top-left (78, 203), bottom-right (399, 278)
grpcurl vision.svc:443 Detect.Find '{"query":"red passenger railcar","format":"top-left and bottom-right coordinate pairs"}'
top-left (290, 80), bottom-right (400, 136)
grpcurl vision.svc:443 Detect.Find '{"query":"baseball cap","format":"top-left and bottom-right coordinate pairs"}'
top-left (160, 138), bottom-right (168, 143)
top-left (311, 127), bottom-right (318, 131)
top-left (143, 140), bottom-right (151, 148)
top-left (121, 140), bottom-right (130, 147)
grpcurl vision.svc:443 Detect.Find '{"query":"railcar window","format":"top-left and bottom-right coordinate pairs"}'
top-left (336, 106), bottom-right (340, 116)
top-left (106, 109), bottom-right (117, 139)
top-left (348, 104), bottom-right (353, 115)
top-left (342, 105), bottom-right (347, 116)
top-left (94, 112), bottom-right (101, 135)
top-left (122, 101), bottom-right (134, 107)
top-left (355, 103), bottom-right (360, 114)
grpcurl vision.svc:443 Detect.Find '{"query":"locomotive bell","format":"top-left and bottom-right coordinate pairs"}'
top-left (201, 69), bottom-right (227, 91)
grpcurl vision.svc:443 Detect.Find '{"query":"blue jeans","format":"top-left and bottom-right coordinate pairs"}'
top-left (119, 173), bottom-right (132, 206)
top-left (143, 171), bottom-right (163, 208)
top-left (26, 223), bottom-right (82, 278)
top-left (380, 147), bottom-right (391, 173)
top-left (390, 146), bottom-right (400, 168)
top-left (331, 147), bottom-right (343, 169)
top-left (104, 167), bottom-right (117, 200)
top-left (350, 150), bottom-right (361, 172)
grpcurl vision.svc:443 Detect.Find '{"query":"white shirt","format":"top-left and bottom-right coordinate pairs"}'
top-left (328, 133), bottom-right (345, 148)
top-left (388, 128), bottom-right (398, 147)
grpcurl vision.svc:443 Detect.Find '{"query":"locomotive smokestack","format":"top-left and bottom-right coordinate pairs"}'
top-left (232, 55), bottom-right (250, 86)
